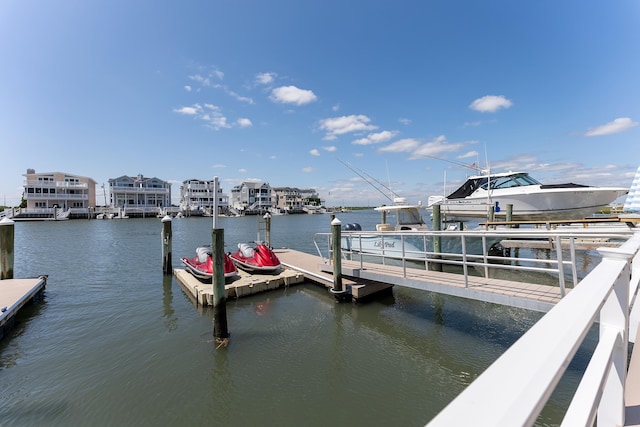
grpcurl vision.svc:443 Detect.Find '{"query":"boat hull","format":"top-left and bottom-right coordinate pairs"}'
top-left (439, 187), bottom-right (628, 221)
top-left (341, 234), bottom-right (426, 260)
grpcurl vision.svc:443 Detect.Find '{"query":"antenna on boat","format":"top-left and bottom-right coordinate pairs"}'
top-left (336, 158), bottom-right (398, 202)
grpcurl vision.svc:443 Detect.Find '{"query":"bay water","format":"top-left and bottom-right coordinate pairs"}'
top-left (1, 211), bottom-right (595, 426)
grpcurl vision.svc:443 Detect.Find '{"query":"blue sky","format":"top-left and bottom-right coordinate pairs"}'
top-left (1, 0), bottom-right (638, 207)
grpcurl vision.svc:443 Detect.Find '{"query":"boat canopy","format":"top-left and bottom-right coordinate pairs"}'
top-left (447, 172), bottom-right (542, 199)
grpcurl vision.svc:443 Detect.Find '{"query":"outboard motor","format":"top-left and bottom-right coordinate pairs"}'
top-left (342, 223), bottom-right (362, 231)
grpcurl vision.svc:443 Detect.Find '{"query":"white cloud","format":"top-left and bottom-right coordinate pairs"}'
top-left (212, 164), bottom-right (226, 169)
top-left (379, 138), bottom-right (420, 153)
top-left (399, 118), bottom-right (411, 125)
top-left (318, 115), bottom-right (378, 140)
top-left (184, 85), bottom-right (192, 92)
top-left (469, 95), bottom-right (513, 113)
top-left (352, 130), bottom-right (398, 146)
top-left (173, 106), bottom-right (200, 115)
top-left (237, 118), bottom-right (252, 127)
top-left (323, 146), bottom-right (337, 152)
top-left (189, 69), bottom-right (224, 87)
top-left (410, 136), bottom-right (465, 159)
top-left (256, 72), bottom-right (276, 85)
top-left (174, 103), bottom-right (231, 130)
top-left (457, 150), bottom-right (479, 160)
top-left (310, 149), bottom-right (320, 156)
top-left (238, 168), bottom-right (247, 173)
top-left (332, 104), bottom-right (340, 112)
top-left (302, 166), bottom-right (313, 173)
top-left (270, 85), bottom-right (318, 105)
top-left (585, 117), bottom-right (638, 136)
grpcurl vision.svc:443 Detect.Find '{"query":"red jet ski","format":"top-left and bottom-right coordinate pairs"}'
top-left (181, 246), bottom-right (238, 280)
top-left (229, 243), bottom-right (281, 273)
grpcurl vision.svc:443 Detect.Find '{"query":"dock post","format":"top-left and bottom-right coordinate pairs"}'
top-left (506, 204), bottom-right (517, 228)
top-left (211, 177), bottom-right (229, 348)
top-left (263, 212), bottom-right (271, 247)
top-left (488, 205), bottom-right (495, 228)
top-left (161, 215), bottom-right (172, 274)
top-left (0, 218), bottom-right (15, 280)
top-left (330, 217), bottom-right (350, 302)
top-left (432, 205), bottom-right (442, 272)
top-left (212, 227), bottom-right (229, 347)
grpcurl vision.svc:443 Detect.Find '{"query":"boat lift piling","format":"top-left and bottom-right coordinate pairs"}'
top-left (0, 218), bottom-right (15, 279)
top-left (263, 212), bottom-right (271, 247)
top-left (161, 215), bottom-right (172, 274)
top-left (431, 205), bottom-right (443, 272)
top-left (329, 217), bottom-right (350, 302)
top-left (211, 177), bottom-right (230, 348)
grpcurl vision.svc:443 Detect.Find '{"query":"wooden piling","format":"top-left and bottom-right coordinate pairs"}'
top-left (506, 204), bottom-right (517, 228)
top-left (0, 218), bottom-right (15, 280)
top-left (211, 176), bottom-right (229, 347)
top-left (330, 217), bottom-right (350, 302)
top-left (432, 205), bottom-right (442, 272)
top-left (488, 205), bottom-right (495, 226)
top-left (263, 212), bottom-right (271, 247)
top-left (161, 215), bottom-right (172, 274)
top-left (212, 227), bottom-right (229, 346)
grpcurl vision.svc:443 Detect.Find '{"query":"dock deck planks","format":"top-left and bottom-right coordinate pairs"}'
top-left (0, 276), bottom-right (47, 339)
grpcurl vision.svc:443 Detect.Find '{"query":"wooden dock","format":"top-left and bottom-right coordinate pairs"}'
top-left (0, 276), bottom-right (47, 340)
top-left (317, 256), bottom-right (564, 312)
top-left (173, 248), bottom-right (394, 304)
top-left (175, 248), bottom-right (564, 310)
top-left (174, 263), bottom-right (305, 305)
top-left (280, 248), bottom-right (563, 311)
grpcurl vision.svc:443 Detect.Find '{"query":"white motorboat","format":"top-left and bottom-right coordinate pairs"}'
top-left (428, 170), bottom-right (628, 221)
top-left (341, 198), bottom-right (428, 259)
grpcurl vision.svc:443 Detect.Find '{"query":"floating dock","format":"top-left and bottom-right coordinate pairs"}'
top-left (174, 248), bottom-right (394, 304)
top-left (174, 263), bottom-right (305, 305)
top-left (0, 276), bottom-right (47, 340)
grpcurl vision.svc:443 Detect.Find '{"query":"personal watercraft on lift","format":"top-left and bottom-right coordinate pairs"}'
top-left (181, 246), bottom-right (238, 280)
top-left (229, 242), bottom-right (281, 273)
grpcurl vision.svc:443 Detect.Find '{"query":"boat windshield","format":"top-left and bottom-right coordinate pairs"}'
top-left (397, 208), bottom-right (424, 226)
top-left (480, 173), bottom-right (541, 190)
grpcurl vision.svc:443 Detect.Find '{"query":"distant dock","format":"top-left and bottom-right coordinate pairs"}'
top-left (0, 276), bottom-right (47, 340)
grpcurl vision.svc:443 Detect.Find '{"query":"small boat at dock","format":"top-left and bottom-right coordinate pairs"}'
top-left (341, 198), bottom-right (429, 259)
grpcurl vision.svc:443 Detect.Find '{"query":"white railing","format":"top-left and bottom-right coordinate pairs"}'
top-left (24, 194), bottom-right (88, 200)
top-left (111, 187), bottom-right (170, 193)
top-left (426, 230), bottom-right (640, 426)
top-left (23, 180), bottom-right (88, 189)
top-left (314, 227), bottom-right (635, 290)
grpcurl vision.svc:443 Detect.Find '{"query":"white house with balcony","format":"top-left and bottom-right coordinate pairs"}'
top-left (17, 169), bottom-right (97, 219)
top-left (179, 178), bottom-right (229, 216)
top-left (108, 174), bottom-right (171, 217)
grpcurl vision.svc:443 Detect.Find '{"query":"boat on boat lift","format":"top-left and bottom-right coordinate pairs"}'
top-left (428, 170), bottom-right (628, 222)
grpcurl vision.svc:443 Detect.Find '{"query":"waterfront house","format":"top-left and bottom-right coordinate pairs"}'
top-left (230, 181), bottom-right (273, 215)
top-left (272, 187), bottom-right (323, 214)
top-left (18, 169), bottom-right (97, 219)
top-left (179, 178), bottom-right (229, 216)
top-left (108, 174), bottom-right (171, 218)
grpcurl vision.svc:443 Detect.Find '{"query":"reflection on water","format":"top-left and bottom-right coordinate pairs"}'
top-left (0, 212), bottom-right (596, 426)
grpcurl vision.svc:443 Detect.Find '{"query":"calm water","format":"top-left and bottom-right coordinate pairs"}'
top-left (1, 211), bottom-right (596, 426)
